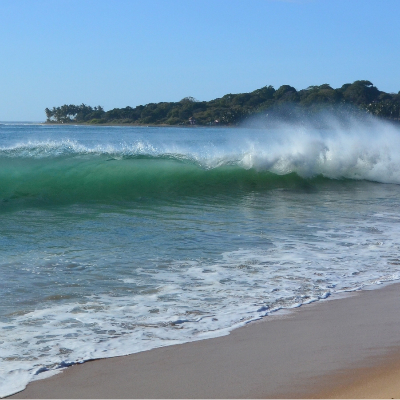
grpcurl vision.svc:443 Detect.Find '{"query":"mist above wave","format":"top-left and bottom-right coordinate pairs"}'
top-left (241, 112), bottom-right (400, 183)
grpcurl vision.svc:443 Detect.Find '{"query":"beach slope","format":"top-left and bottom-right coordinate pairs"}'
top-left (10, 283), bottom-right (400, 398)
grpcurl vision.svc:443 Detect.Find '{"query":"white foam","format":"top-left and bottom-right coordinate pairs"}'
top-left (2, 210), bottom-right (400, 397)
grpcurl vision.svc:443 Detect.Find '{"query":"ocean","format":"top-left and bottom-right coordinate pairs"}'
top-left (1, 119), bottom-right (400, 397)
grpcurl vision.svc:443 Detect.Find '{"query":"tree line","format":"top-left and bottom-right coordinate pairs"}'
top-left (45, 80), bottom-right (400, 125)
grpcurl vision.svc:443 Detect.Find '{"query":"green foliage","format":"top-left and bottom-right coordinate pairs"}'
top-left (45, 104), bottom-right (106, 123)
top-left (342, 80), bottom-right (380, 104)
top-left (45, 81), bottom-right (400, 126)
top-left (274, 85), bottom-right (298, 102)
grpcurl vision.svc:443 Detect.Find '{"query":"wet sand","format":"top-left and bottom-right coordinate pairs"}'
top-left (10, 283), bottom-right (400, 398)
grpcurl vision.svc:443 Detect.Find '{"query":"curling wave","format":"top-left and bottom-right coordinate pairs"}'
top-left (1, 119), bottom-right (400, 206)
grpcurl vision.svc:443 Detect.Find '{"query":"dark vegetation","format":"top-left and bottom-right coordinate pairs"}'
top-left (45, 80), bottom-right (400, 126)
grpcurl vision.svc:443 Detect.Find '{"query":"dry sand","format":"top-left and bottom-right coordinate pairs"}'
top-left (10, 283), bottom-right (400, 398)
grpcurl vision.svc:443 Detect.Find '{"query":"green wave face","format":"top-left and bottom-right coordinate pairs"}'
top-left (0, 154), bottom-right (320, 208)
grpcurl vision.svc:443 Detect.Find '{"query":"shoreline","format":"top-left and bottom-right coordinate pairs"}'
top-left (41, 122), bottom-right (236, 127)
top-left (9, 282), bottom-right (400, 398)
top-left (3, 118), bottom-right (400, 128)
top-left (37, 118), bottom-right (400, 129)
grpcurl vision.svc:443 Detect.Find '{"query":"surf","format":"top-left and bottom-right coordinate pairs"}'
top-left (1, 115), bottom-right (400, 208)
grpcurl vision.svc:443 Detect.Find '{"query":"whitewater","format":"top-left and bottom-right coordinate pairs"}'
top-left (2, 117), bottom-right (400, 397)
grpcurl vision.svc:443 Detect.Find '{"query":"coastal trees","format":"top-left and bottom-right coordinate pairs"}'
top-left (45, 104), bottom-right (105, 123)
top-left (299, 85), bottom-right (340, 106)
top-left (274, 85), bottom-right (298, 102)
top-left (342, 80), bottom-right (380, 104)
top-left (45, 81), bottom-right (400, 125)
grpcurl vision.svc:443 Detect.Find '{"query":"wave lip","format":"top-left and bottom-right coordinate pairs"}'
top-left (1, 129), bottom-right (400, 207)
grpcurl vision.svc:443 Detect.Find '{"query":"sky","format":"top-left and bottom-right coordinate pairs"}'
top-left (1, 0), bottom-right (399, 121)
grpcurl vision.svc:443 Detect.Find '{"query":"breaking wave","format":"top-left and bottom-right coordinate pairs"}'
top-left (1, 120), bottom-right (400, 207)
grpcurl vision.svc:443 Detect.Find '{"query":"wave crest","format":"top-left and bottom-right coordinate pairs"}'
top-left (1, 120), bottom-right (400, 207)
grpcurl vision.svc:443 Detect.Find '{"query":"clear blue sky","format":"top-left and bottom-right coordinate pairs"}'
top-left (1, 0), bottom-right (399, 121)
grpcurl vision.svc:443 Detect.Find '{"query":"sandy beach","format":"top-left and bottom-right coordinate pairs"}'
top-left (8, 282), bottom-right (400, 398)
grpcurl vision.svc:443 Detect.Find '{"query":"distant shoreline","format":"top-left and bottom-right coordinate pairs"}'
top-left (41, 117), bottom-right (400, 129)
top-left (43, 81), bottom-right (400, 126)
top-left (41, 121), bottom-right (233, 127)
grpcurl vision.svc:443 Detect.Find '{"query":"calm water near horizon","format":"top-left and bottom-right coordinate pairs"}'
top-left (2, 121), bottom-right (400, 396)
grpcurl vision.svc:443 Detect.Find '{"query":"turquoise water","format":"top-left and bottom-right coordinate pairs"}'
top-left (2, 121), bottom-right (400, 396)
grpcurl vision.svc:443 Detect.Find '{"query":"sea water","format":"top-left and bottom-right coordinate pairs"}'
top-left (2, 119), bottom-right (400, 397)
